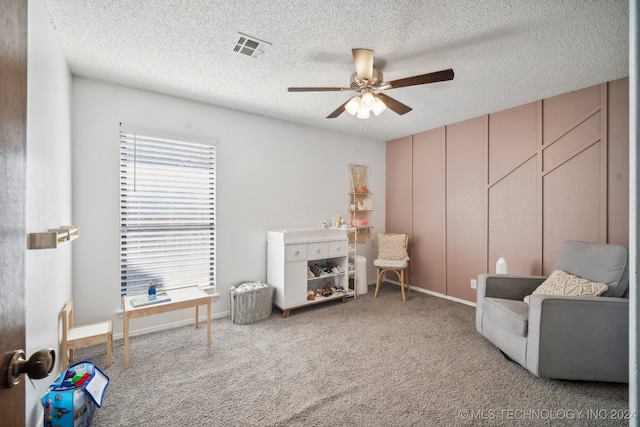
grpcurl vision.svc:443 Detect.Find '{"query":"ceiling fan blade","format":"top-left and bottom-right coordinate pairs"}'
top-left (288, 87), bottom-right (348, 92)
top-left (352, 48), bottom-right (374, 82)
top-left (376, 93), bottom-right (412, 115)
top-left (327, 99), bottom-right (352, 119)
top-left (387, 68), bottom-right (454, 89)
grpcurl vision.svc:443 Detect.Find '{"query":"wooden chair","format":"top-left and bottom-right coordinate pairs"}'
top-left (60, 300), bottom-right (112, 369)
top-left (374, 233), bottom-right (411, 301)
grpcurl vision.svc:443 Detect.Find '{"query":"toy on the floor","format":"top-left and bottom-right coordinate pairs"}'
top-left (41, 360), bottom-right (109, 427)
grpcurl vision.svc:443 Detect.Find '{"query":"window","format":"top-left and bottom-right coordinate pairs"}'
top-left (119, 129), bottom-right (216, 296)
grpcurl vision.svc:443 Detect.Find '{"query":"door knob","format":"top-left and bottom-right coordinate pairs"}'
top-left (5, 348), bottom-right (55, 388)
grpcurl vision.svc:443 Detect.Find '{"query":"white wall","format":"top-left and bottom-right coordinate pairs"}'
top-left (71, 78), bottom-right (386, 337)
top-left (25, 0), bottom-right (73, 424)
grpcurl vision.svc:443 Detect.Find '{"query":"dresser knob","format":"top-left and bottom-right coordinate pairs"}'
top-left (295, 251), bottom-right (300, 256)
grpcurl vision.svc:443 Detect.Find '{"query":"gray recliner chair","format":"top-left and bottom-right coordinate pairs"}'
top-left (476, 240), bottom-right (629, 383)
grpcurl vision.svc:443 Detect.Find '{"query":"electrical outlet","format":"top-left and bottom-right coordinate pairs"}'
top-left (470, 279), bottom-right (477, 289)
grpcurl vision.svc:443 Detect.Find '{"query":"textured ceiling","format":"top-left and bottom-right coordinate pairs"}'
top-left (44, 0), bottom-right (629, 141)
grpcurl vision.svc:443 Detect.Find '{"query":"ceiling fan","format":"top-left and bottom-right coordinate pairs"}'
top-left (288, 48), bottom-right (454, 119)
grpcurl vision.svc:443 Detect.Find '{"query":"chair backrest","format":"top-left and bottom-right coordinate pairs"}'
top-left (61, 300), bottom-right (73, 334)
top-left (552, 240), bottom-right (629, 298)
top-left (377, 233), bottom-right (410, 260)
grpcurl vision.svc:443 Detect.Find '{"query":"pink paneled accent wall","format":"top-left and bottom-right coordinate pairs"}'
top-left (488, 102), bottom-right (541, 276)
top-left (412, 128), bottom-right (446, 294)
top-left (446, 117), bottom-right (488, 302)
top-left (488, 103), bottom-right (539, 186)
top-left (489, 157), bottom-right (540, 275)
top-left (385, 78), bottom-right (629, 303)
top-left (542, 143), bottom-right (603, 271)
top-left (385, 136), bottom-right (412, 233)
top-left (608, 78), bottom-right (630, 248)
top-left (541, 84), bottom-right (608, 269)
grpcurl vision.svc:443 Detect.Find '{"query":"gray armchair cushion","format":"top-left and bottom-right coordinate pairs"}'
top-left (483, 297), bottom-right (529, 337)
top-left (552, 240), bottom-right (629, 297)
top-left (480, 274), bottom-right (547, 300)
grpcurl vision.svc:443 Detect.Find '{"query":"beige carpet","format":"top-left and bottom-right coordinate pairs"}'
top-left (75, 284), bottom-right (628, 426)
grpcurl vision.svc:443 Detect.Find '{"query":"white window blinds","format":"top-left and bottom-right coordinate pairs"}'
top-left (119, 129), bottom-right (216, 296)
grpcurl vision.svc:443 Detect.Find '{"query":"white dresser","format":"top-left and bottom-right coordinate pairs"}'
top-left (267, 228), bottom-right (351, 317)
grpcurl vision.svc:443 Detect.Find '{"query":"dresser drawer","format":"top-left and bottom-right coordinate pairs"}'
top-left (328, 240), bottom-right (348, 257)
top-left (307, 242), bottom-right (328, 259)
top-left (285, 244), bottom-right (307, 262)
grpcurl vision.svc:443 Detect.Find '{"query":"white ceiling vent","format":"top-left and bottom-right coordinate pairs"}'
top-left (234, 33), bottom-right (271, 58)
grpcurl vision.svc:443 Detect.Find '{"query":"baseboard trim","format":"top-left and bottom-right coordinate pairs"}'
top-left (381, 279), bottom-right (476, 307)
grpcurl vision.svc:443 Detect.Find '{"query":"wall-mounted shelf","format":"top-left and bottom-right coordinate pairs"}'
top-left (348, 193), bottom-right (372, 242)
top-left (349, 164), bottom-right (372, 243)
top-left (29, 226), bottom-right (79, 249)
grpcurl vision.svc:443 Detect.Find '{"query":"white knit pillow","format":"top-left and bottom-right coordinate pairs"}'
top-left (524, 270), bottom-right (608, 304)
top-left (377, 234), bottom-right (408, 260)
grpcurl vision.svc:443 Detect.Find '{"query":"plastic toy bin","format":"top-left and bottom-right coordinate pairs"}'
top-left (229, 281), bottom-right (275, 325)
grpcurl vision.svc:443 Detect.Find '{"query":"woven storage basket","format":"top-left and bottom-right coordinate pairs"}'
top-left (229, 281), bottom-right (275, 325)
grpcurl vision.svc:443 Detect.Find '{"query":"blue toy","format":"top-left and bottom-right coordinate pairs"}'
top-left (41, 361), bottom-right (109, 427)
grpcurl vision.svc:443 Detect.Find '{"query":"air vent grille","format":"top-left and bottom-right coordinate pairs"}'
top-left (234, 33), bottom-right (271, 58)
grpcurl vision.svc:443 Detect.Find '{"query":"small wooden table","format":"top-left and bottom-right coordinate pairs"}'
top-left (122, 286), bottom-right (211, 368)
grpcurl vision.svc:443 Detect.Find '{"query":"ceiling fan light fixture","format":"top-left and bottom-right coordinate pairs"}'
top-left (345, 96), bottom-right (361, 115)
top-left (288, 48), bottom-right (454, 120)
top-left (371, 96), bottom-right (387, 116)
top-left (356, 107), bottom-right (370, 119)
top-left (361, 91), bottom-right (375, 108)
